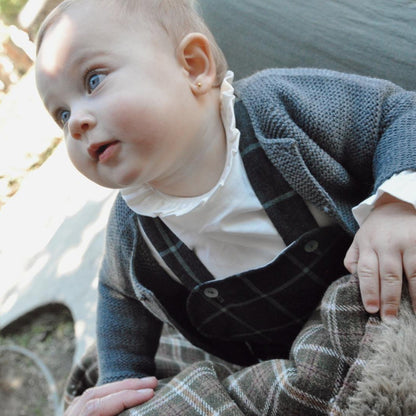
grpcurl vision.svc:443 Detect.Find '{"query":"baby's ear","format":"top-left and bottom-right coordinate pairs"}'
top-left (177, 33), bottom-right (217, 95)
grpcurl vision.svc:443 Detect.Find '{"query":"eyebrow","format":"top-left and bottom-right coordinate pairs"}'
top-left (69, 49), bottom-right (109, 72)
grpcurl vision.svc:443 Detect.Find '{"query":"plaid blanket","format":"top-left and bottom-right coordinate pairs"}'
top-left (65, 274), bottom-right (416, 415)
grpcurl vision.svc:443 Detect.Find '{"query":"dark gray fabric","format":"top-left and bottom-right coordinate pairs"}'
top-left (199, 0), bottom-right (416, 90)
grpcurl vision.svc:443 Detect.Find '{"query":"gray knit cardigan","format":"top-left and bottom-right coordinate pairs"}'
top-left (96, 68), bottom-right (416, 384)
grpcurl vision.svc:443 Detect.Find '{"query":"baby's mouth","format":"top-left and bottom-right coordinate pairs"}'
top-left (88, 140), bottom-right (120, 162)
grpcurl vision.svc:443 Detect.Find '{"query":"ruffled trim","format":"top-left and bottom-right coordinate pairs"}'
top-left (121, 71), bottom-right (240, 217)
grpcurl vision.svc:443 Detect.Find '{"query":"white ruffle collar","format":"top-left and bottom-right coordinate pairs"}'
top-left (120, 71), bottom-right (240, 217)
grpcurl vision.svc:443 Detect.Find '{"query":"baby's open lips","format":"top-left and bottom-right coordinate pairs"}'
top-left (88, 140), bottom-right (120, 161)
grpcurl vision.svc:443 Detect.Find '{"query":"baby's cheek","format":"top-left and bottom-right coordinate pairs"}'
top-left (66, 140), bottom-right (91, 176)
top-left (110, 97), bottom-right (164, 141)
top-left (65, 140), bottom-right (79, 166)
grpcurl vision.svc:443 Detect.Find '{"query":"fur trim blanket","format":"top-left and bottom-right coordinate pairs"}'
top-left (65, 274), bottom-right (416, 415)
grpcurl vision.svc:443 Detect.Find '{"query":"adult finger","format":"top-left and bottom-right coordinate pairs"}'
top-left (65, 378), bottom-right (157, 416)
top-left (378, 251), bottom-right (403, 319)
top-left (89, 378), bottom-right (157, 398)
top-left (344, 240), bottom-right (359, 274)
top-left (403, 247), bottom-right (416, 312)
top-left (356, 247), bottom-right (380, 314)
top-left (80, 388), bottom-right (155, 416)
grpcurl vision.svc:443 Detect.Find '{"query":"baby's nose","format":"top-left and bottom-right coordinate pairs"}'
top-left (69, 113), bottom-right (96, 140)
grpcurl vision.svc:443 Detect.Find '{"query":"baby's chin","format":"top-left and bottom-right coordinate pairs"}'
top-left (84, 167), bottom-right (145, 190)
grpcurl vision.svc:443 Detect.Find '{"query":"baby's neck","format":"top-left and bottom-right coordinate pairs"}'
top-left (152, 88), bottom-right (227, 198)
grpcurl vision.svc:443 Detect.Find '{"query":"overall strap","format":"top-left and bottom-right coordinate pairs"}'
top-left (139, 215), bottom-right (213, 289)
top-left (235, 100), bottom-right (318, 244)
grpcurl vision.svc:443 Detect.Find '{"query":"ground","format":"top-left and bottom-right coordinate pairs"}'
top-left (0, 1), bottom-right (76, 414)
top-left (0, 305), bottom-right (75, 415)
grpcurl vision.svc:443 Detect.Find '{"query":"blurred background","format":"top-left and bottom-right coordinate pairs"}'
top-left (0, 0), bottom-right (62, 211)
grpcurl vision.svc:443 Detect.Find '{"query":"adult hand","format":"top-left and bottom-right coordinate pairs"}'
top-left (344, 194), bottom-right (416, 319)
top-left (65, 377), bottom-right (157, 416)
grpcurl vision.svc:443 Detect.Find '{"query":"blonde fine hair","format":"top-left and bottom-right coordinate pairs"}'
top-left (36, 0), bottom-right (228, 86)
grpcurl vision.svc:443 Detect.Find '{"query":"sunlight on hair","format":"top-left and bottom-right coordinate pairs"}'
top-left (38, 14), bottom-right (74, 74)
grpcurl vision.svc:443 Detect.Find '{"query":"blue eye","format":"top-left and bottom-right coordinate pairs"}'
top-left (57, 109), bottom-right (70, 127)
top-left (86, 72), bottom-right (105, 93)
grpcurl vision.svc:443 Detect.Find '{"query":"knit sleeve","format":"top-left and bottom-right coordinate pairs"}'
top-left (96, 281), bottom-right (162, 384)
top-left (374, 84), bottom-right (416, 189)
top-left (236, 68), bottom-right (416, 229)
top-left (96, 194), bottom-right (163, 385)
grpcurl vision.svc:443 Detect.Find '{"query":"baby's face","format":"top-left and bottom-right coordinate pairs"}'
top-left (36, 4), bottom-right (206, 190)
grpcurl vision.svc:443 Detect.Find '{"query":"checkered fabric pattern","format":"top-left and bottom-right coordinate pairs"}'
top-left (65, 274), bottom-right (384, 415)
top-left (139, 216), bottom-right (352, 361)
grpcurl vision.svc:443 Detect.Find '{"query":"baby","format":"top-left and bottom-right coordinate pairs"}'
top-left (35, 0), bottom-right (416, 414)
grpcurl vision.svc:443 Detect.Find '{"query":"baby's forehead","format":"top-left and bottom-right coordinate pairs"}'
top-left (37, 14), bottom-right (75, 74)
top-left (38, 0), bottom-right (117, 47)
top-left (36, 5), bottom-right (169, 77)
top-left (42, 2), bottom-right (160, 46)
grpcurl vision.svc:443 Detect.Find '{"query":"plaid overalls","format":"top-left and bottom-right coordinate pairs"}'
top-left (137, 101), bottom-right (352, 365)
